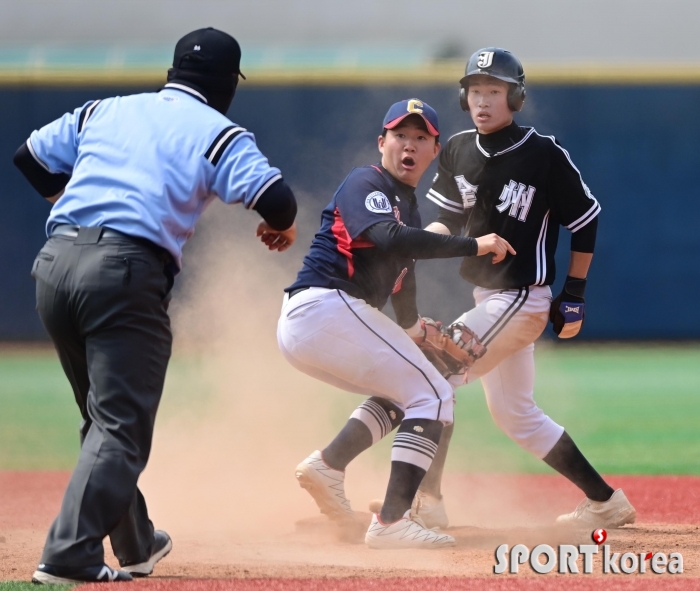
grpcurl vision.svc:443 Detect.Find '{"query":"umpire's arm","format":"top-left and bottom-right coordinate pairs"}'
top-left (210, 130), bottom-right (298, 251)
top-left (13, 141), bottom-right (69, 202)
top-left (253, 179), bottom-right (298, 252)
top-left (13, 101), bottom-right (94, 203)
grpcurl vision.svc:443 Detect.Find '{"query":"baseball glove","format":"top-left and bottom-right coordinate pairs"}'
top-left (448, 322), bottom-right (487, 365)
top-left (412, 317), bottom-right (474, 378)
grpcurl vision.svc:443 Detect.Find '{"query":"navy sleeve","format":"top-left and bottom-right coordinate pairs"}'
top-left (390, 263), bottom-right (419, 329)
top-left (364, 221), bottom-right (478, 259)
top-left (335, 167), bottom-right (398, 239)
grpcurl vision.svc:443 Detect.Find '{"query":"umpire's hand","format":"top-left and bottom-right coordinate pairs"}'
top-left (256, 221), bottom-right (297, 252)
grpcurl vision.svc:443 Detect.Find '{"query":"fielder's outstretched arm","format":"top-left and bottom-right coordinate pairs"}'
top-left (425, 210), bottom-right (516, 263)
top-left (365, 221), bottom-right (515, 264)
top-left (364, 220), bottom-right (476, 259)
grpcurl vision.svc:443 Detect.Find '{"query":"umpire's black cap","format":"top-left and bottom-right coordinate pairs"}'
top-left (173, 28), bottom-right (246, 79)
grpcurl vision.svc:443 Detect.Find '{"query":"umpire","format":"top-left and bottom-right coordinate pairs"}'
top-left (13, 28), bottom-right (297, 585)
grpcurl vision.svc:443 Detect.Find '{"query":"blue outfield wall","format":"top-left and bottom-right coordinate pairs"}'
top-left (1, 82), bottom-right (699, 340)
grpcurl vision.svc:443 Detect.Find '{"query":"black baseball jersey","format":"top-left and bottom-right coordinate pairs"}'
top-left (288, 164), bottom-right (421, 309)
top-left (427, 123), bottom-right (600, 289)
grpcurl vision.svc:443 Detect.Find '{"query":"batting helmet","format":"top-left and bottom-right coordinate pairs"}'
top-left (459, 48), bottom-right (526, 112)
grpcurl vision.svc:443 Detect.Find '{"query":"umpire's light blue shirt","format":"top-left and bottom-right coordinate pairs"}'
top-left (28, 83), bottom-right (282, 269)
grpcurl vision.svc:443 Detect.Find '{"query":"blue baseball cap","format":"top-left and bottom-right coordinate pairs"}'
top-left (383, 99), bottom-right (440, 136)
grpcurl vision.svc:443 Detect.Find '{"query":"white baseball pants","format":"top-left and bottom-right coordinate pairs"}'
top-left (277, 287), bottom-right (454, 425)
top-left (449, 285), bottom-right (565, 458)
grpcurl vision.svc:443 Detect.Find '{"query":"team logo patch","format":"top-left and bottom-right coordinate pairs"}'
top-left (365, 191), bottom-right (392, 213)
top-left (407, 99), bottom-right (424, 114)
top-left (562, 303), bottom-right (584, 321)
top-left (454, 175), bottom-right (478, 208)
top-left (477, 51), bottom-right (495, 69)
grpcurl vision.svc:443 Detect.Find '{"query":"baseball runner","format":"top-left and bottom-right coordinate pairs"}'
top-left (373, 48), bottom-right (636, 530)
top-left (13, 28), bottom-right (297, 585)
top-left (278, 99), bottom-right (514, 548)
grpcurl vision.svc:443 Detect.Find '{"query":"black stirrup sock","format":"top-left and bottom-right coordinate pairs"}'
top-left (380, 461), bottom-right (427, 523)
top-left (543, 431), bottom-right (614, 502)
top-left (323, 397), bottom-right (404, 471)
top-left (380, 418), bottom-right (443, 523)
top-left (321, 419), bottom-right (372, 472)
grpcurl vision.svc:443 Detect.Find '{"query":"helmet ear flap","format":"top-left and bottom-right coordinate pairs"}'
top-left (459, 86), bottom-right (469, 111)
top-left (508, 85), bottom-right (526, 111)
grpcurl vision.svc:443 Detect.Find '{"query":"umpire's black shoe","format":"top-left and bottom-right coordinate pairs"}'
top-left (120, 530), bottom-right (172, 577)
top-left (32, 563), bottom-right (133, 584)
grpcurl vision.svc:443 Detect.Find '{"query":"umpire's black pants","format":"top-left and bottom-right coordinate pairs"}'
top-left (32, 227), bottom-right (174, 568)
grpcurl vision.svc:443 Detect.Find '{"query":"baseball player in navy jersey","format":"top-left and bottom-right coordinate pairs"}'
top-left (371, 48), bottom-right (636, 530)
top-left (278, 99), bottom-right (514, 548)
top-left (13, 28), bottom-right (297, 584)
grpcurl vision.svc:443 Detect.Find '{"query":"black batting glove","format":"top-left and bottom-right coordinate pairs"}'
top-left (550, 276), bottom-right (586, 339)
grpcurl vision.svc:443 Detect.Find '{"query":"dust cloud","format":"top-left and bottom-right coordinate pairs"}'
top-left (136, 199), bottom-right (560, 574)
top-left (139, 199), bottom-right (391, 541)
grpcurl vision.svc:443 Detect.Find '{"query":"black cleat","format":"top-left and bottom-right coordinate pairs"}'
top-left (32, 563), bottom-right (133, 584)
top-left (121, 530), bottom-right (172, 577)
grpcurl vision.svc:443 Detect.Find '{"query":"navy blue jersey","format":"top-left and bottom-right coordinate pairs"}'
top-left (288, 164), bottom-right (421, 309)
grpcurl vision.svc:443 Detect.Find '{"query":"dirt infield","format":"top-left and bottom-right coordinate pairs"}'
top-left (78, 579), bottom-right (700, 591)
top-left (1, 471), bottom-right (699, 587)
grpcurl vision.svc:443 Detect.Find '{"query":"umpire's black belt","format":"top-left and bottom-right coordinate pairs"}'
top-left (51, 224), bottom-right (173, 266)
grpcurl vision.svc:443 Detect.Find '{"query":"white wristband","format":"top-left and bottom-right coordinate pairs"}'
top-left (404, 318), bottom-right (424, 339)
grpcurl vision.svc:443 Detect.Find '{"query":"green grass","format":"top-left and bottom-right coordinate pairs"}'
top-left (443, 344), bottom-right (700, 475)
top-left (0, 351), bottom-right (80, 470)
top-left (0, 350), bottom-right (214, 470)
top-left (2, 344), bottom-right (699, 474)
